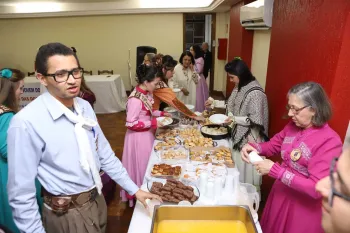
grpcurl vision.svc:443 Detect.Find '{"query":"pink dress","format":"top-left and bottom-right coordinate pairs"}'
top-left (195, 57), bottom-right (209, 112)
top-left (121, 86), bottom-right (163, 201)
top-left (251, 121), bottom-right (342, 233)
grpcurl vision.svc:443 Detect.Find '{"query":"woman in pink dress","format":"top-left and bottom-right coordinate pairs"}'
top-left (242, 82), bottom-right (343, 233)
top-left (190, 45), bottom-right (209, 112)
top-left (121, 64), bottom-right (170, 207)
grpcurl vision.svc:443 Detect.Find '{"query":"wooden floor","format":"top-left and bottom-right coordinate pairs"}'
top-left (97, 111), bottom-right (134, 233)
top-left (97, 92), bottom-right (228, 233)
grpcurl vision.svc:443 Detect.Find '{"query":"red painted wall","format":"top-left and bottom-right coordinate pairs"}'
top-left (260, 0), bottom-right (350, 208)
top-left (329, 12), bottom-right (350, 139)
top-left (265, 0), bottom-right (350, 137)
top-left (226, 0), bottom-right (254, 95)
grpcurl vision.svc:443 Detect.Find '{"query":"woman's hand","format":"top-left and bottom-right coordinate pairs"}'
top-left (253, 159), bottom-right (274, 176)
top-left (241, 143), bottom-right (258, 164)
top-left (224, 117), bottom-right (233, 125)
top-left (181, 88), bottom-right (190, 96)
top-left (163, 112), bottom-right (172, 117)
top-left (205, 99), bottom-right (213, 107)
top-left (192, 115), bottom-right (205, 122)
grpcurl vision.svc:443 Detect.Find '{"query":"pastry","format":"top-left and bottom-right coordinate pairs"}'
top-left (151, 164), bottom-right (182, 177)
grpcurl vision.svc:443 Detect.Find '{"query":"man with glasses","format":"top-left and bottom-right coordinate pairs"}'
top-left (7, 43), bottom-right (160, 233)
top-left (316, 145), bottom-right (350, 233)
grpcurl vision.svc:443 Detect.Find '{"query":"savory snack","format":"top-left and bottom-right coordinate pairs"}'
top-left (182, 163), bottom-right (227, 183)
top-left (202, 110), bottom-right (216, 118)
top-left (156, 129), bottom-right (179, 140)
top-left (154, 138), bottom-right (180, 151)
top-left (190, 150), bottom-right (212, 162)
top-left (179, 128), bottom-right (201, 138)
top-left (213, 147), bottom-right (234, 165)
top-left (184, 137), bottom-right (214, 149)
top-left (161, 149), bottom-right (187, 160)
top-left (149, 179), bottom-right (199, 203)
top-left (201, 126), bottom-right (228, 135)
top-left (200, 117), bottom-right (212, 126)
top-left (151, 164), bottom-right (182, 177)
top-left (179, 117), bottom-right (197, 126)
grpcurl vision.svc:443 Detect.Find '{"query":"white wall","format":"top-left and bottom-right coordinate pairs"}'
top-left (251, 30), bottom-right (271, 90)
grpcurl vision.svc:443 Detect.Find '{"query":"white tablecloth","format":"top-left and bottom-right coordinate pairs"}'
top-left (128, 138), bottom-right (263, 233)
top-left (21, 75), bottom-right (127, 114)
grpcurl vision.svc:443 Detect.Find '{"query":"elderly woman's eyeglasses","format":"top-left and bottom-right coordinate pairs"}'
top-left (329, 157), bottom-right (350, 207)
top-left (43, 68), bottom-right (84, 83)
top-left (286, 105), bottom-right (310, 114)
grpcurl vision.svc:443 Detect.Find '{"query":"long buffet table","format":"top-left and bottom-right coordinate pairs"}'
top-left (127, 132), bottom-right (263, 233)
top-left (20, 75), bottom-right (127, 113)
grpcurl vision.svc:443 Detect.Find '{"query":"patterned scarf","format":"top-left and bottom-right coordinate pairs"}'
top-left (226, 80), bottom-right (269, 150)
top-left (155, 81), bottom-right (168, 89)
top-left (128, 88), bottom-right (153, 114)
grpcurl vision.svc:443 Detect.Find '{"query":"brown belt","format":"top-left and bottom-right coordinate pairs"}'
top-left (42, 187), bottom-right (98, 215)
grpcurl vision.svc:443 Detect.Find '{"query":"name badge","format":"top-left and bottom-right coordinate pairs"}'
top-left (290, 149), bottom-right (302, 162)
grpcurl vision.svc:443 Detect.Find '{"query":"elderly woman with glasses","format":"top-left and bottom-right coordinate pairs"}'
top-left (241, 81), bottom-right (343, 233)
top-left (316, 145), bottom-right (350, 233)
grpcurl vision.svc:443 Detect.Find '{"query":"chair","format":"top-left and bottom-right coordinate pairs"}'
top-left (83, 70), bottom-right (93, 75)
top-left (28, 72), bottom-right (35, 76)
top-left (98, 70), bottom-right (113, 75)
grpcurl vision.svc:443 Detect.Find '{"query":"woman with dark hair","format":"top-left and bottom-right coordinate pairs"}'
top-left (172, 51), bottom-right (197, 108)
top-left (205, 57), bottom-right (269, 192)
top-left (242, 82), bottom-right (342, 233)
top-left (152, 55), bottom-right (199, 118)
top-left (121, 64), bottom-right (170, 207)
top-left (0, 68), bottom-right (42, 233)
top-left (79, 77), bottom-right (96, 109)
top-left (190, 45), bottom-right (209, 112)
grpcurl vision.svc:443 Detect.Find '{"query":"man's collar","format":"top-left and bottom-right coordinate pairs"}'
top-left (42, 92), bottom-right (84, 120)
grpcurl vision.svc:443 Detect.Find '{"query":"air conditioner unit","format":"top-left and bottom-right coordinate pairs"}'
top-left (240, 0), bottom-right (274, 30)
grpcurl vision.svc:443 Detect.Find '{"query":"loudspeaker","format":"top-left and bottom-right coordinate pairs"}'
top-left (136, 46), bottom-right (157, 69)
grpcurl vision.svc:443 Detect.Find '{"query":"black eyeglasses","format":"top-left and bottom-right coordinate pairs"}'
top-left (329, 157), bottom-right (350, 207)
top-left (43, 68), bottom-right (84, 83)
top-left (286, 105), bottom-right (310, 115)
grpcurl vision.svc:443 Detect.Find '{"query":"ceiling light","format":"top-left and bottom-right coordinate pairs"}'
top-left (6, 2), bottom-right (62, 13)
top-left (139, 0), bottom-right (214, 8)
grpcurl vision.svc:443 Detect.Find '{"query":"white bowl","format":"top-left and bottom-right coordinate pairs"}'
top-left (164, 107), bottom-right (177, 113)
top-left (172, 88), bottom-right (181, 93)
top-left (209, 114), bottom-right (228, 124)
top-left (185, 104), bottom-right (195, 111)
top-left (157, 117), bottom-right (173, 126)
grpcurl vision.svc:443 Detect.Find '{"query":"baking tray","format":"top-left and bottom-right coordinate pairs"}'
top-left (150, 205), bottom-right (257, 233)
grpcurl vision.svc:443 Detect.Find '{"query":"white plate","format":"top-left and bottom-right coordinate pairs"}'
top-left (172, 88), bottom-right (181, 93)
top-left (194, 111), bottom-right (202, 116)
top-left (164, 107), bottom-right (177, 113)
top-left (209, 114), bottom-right (228, 124)
top-left (185, 104), bottom-right (195, 111)
top-left (157, 117), bottom-right (173, 126)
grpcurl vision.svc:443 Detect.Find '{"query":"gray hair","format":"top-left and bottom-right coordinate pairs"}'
top-left (145, 53), bottom-right (155, 62)
top-left (287, 82), bottom-right (332, 126)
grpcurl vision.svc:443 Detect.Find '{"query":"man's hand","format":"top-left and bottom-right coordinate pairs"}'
top-left (135, 189), bottom-right (163, 208)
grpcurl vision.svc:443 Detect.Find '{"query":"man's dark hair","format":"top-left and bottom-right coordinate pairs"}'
top-left (35, 43), bottom-right (80, 74)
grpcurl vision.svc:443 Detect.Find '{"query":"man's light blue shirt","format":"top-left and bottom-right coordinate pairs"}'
top-left (7, 92), bottom-right (138, 233)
